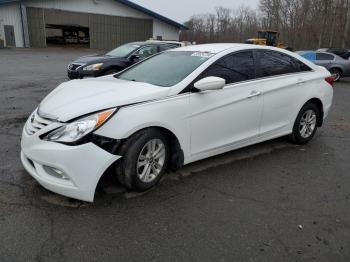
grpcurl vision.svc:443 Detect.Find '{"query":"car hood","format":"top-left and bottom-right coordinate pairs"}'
top-left (73, 54), bottom-right (122, 64)
top-left (38, 76), bottom-right (171, 122)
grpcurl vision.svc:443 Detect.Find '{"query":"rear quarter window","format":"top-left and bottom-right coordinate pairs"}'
top-left (316, 53), bottom-right (334, 61)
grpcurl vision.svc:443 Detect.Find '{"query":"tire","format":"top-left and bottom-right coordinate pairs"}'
top-left (289, 102), bottom-right (320, 145)
top-left (116, 129), bottom-right (170, 191)
top-left (329, 68), bottom-right (341, 82)
top-left (104, 69), bottom-right (120, 76)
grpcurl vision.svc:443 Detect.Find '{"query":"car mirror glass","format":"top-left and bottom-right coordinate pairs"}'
top-left (130, 54), bottom-right (140, 61)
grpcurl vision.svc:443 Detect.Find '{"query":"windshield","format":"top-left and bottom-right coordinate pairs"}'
top-left (106, 43), bottom-right (141, 57)
top-left (117, 51), bottom-right (213, 87)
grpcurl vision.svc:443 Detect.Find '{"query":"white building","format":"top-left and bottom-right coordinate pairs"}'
top-left (0, 0), bottom-right (187, 49)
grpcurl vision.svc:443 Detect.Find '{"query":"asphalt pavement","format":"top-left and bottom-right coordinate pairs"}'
top-left (0, 48), bottom-right (349, 262)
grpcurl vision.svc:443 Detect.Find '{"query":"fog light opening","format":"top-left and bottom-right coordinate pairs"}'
top-left (43, 166), bottom-right (70, 180)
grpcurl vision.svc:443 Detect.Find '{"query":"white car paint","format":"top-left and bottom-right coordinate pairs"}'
top-left (39, 77), bottom-right (171, 122)
top-left (21, 44), bottom-right (333, 202)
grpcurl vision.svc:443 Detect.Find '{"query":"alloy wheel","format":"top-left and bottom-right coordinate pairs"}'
top-left (137, 139), bottom-right (166, 183)
top-left (299, 109), bottom-right (317, 138)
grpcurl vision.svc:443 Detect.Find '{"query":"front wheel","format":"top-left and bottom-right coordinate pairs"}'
top-left (116, 129), bottom-right (169, 191)
top-left (289, 102), bottom-right (320, 144)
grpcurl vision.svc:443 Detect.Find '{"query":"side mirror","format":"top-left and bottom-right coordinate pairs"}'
top-left (194, 77), bottom-right (226, 92)
top-left (130, 54), bottom-right (140, 61)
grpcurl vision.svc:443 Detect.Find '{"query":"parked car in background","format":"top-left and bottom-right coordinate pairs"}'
top-left (67, 41), bottom-right (180, 79)
top-left (297, 51), bottom-right (350, 81)
top-left (318, 48), bottom-right (350, 60)
top-left (22, 44), bottom-right (333, 202)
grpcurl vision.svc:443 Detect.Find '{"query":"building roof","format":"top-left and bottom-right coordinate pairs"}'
top-left (115, 0), bottom-right (187, 30)
top-left (0, 0), bottom-right (188, 30)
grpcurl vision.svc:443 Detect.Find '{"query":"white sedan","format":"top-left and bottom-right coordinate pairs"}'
top-left (21, 44), bottom-right (334, 202)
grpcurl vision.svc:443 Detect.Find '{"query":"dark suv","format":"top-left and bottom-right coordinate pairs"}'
top-left (67, 41), bottom-right (180, 79)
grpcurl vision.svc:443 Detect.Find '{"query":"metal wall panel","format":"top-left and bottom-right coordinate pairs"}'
top-left (153, 20), bottom-right (180, 41)
top-left (26, 7), bottom-right (46, 47)
top-left (0, 3), bottom-right (24, 47)
top-left (44, 9), bottom-right (88, 27)
top-left (25, 0), bottom-right (149, 20)
top-left (25, 6), bottom-right (153, 49)
top-left (89, 14), bottom-right (153, 50)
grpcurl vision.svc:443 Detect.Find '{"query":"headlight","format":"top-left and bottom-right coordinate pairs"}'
top-left (44, 108), bottom-right (116, 143)
top-left (83, 63), bottom-right (104, 71)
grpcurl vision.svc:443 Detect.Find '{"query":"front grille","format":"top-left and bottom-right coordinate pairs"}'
top-left (26, 110), bottom-right (54, 135)
top-left (68, 63), bottom-right (84, 71)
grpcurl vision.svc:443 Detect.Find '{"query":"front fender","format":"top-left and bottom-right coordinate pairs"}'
top-left (94, 95), bottom-right (191, 161)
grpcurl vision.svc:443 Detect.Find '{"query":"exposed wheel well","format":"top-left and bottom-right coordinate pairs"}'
top-left (95, 126), bottom-right (184, 195)
top-left (118, 127), bottom-right (184, 172)
top-left (154, 127), bottom-right (184, 172)
top-left (306, 98), bottom-right (324, 126)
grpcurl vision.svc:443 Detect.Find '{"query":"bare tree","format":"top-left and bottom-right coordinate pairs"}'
top-left (342, 0), bottom-right (350, 47)
top-left (180, 0), bottom-right (350, 49)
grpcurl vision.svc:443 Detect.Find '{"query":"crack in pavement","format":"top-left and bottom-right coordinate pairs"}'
top-left (35, 210), bottom-right (69, 262)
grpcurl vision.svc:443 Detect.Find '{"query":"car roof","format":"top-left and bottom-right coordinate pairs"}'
top-left (128, 41), bottom-right (175, 46)
top-left (146, 40), bottom-right (181, 45)
top-left (172, 43), bottom-right (290, 54)
top-left (173, 43), bottom-right (249, 53)
top-left (296, 50), bottom-right (315, 54)
top-left (317, 51), bottom-right (336, 57)
top-left (166, 44), bottom-right (319, 70)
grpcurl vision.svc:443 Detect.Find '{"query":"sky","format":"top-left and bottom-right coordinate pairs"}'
top-left (131, 0), bottom-right (260, 23)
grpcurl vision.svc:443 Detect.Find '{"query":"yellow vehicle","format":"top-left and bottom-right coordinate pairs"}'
top-left (245, 30), bottom-right (287, 49)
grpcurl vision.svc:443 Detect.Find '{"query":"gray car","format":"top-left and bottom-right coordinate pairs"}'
top-left (297, 51), bottom-right (350, 81)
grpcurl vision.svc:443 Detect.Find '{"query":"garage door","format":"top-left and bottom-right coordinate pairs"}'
top-left (89, 14), bottom-right (153, 50)
top-left (27, 7), bottom-right (46, 48)
top-left (26, 7), bottom-right (153, 49)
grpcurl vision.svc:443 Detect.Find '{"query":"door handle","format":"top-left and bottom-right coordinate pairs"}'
top-left (247, 91), bottom-right (261, 98)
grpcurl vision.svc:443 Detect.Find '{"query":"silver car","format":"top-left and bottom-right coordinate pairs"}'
top-left (297, 51), bottom-right (350, 81)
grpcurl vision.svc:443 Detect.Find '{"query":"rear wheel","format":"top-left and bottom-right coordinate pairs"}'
top-left (289, 102), bottom-right (320, 144)
top-left (116, 129), bottom-right (169, 191)
top-left (329, 68), bottom-right (341, 82)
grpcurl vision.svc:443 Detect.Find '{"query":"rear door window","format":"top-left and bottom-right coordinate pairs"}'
top-left (201, 51), bottom-right (255, 85)
top-left (316, 53), bottom-right (334, 61)
top-left (256, 50), bottom-right (310, 77)
top-left (134, 45), bottom-right (158, 58)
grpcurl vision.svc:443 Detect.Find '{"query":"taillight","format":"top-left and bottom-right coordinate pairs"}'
top-left (325, 76), bottom-right (334, 87)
